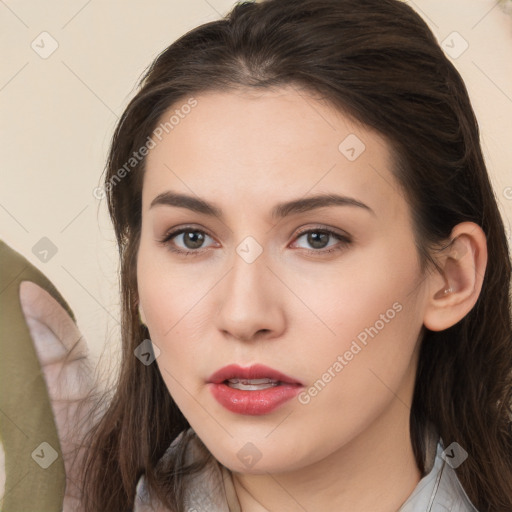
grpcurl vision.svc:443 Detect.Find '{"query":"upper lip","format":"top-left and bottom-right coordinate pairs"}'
top-left (208, 364), bottom-right (304, 386)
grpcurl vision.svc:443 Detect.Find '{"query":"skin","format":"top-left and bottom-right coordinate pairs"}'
top-left (136, 85), bottom-right (487, 511)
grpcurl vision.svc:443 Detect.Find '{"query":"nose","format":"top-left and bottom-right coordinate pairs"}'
top-left (214, 247), bottom-right (286, 343)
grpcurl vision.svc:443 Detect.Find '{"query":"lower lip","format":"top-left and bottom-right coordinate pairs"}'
top-left (208, 382), bottom-right (303, 415)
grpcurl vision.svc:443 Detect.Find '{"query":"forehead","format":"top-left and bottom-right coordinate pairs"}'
top-left (142, 86), bottom-right (404, 222)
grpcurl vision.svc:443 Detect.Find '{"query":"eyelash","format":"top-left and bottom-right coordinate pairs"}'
top-left (158, 225), bottom-right (352, 258)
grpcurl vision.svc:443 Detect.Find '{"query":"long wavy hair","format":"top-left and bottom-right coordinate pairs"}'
top-left (80, 0), bottom-right (512, 510)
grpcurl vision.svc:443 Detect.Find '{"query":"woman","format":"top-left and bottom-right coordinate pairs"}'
top-left (80, 0), bottom-right (512, 510)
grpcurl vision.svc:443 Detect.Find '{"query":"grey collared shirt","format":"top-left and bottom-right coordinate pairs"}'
top-left (398, 439), bottom-right (478, 511)
top-left (134, 432), bottom-right (479, 511)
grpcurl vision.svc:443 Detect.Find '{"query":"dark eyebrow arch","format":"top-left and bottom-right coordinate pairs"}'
top-left (149, 191), bottom-right (375, 219)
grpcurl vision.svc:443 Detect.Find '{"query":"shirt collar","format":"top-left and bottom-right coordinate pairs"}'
top-left (398, 438), bottom-right (479, 512)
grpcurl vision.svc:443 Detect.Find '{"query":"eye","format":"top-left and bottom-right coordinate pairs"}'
top-left (158, 225), bottom-right (351, 257)
top-left (291, 227), bottom-right (351, 255)
top-left (158, 227), bottom-right (216, 256)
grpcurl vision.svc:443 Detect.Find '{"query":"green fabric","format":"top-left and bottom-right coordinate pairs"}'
top-left (0, 239), bottom-right (69, 511)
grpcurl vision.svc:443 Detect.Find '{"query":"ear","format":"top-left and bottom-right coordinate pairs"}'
top-left (423, 221), bottom-right (488, 331)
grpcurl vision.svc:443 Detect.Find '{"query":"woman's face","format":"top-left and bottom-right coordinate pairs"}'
top-left (137, 85), bottom-right (430, 474)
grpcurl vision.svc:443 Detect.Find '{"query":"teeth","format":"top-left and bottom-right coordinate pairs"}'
top-left (226, 378), bottom-right (280, 390)
top-left (228, 378), bottom-right (276, 385)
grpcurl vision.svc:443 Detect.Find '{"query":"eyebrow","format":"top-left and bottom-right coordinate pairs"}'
top-left (149, 191), bottom-right (375, 219)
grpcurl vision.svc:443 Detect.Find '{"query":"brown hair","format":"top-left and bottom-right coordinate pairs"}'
top-left (81, 0), bottom-right (512, 510)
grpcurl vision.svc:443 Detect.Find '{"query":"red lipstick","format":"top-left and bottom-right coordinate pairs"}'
top-left (207, 364), bottom-right (304, 415)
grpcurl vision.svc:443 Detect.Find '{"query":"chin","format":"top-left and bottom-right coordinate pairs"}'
top-left (222, 457), bottom-right (295, 476)
top-left (208, 441), bottom-right (312, 476)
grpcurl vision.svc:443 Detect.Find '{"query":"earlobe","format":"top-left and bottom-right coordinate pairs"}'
top-left (423, 222), bottom-right (487, 332)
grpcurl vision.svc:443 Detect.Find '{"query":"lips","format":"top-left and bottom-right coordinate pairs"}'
top-left (207, 363), bottom-right (303, 386)
top-left (207, 364), bottom-right (304, 415)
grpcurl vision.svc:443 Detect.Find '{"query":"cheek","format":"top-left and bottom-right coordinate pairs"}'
top-left (310, 290), bottom-right (419, 403)
top-left (136, 245), bottom-right (214, 390)
top-left (137, 240), bottom-right (211, 338)
top-left (306, 240), bottom-right (423, 401)
top-left (304, 240), bottom-right (420, 348)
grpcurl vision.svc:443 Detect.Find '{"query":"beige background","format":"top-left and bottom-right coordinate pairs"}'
top-left (1, 0), bottom-right (511, 365)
